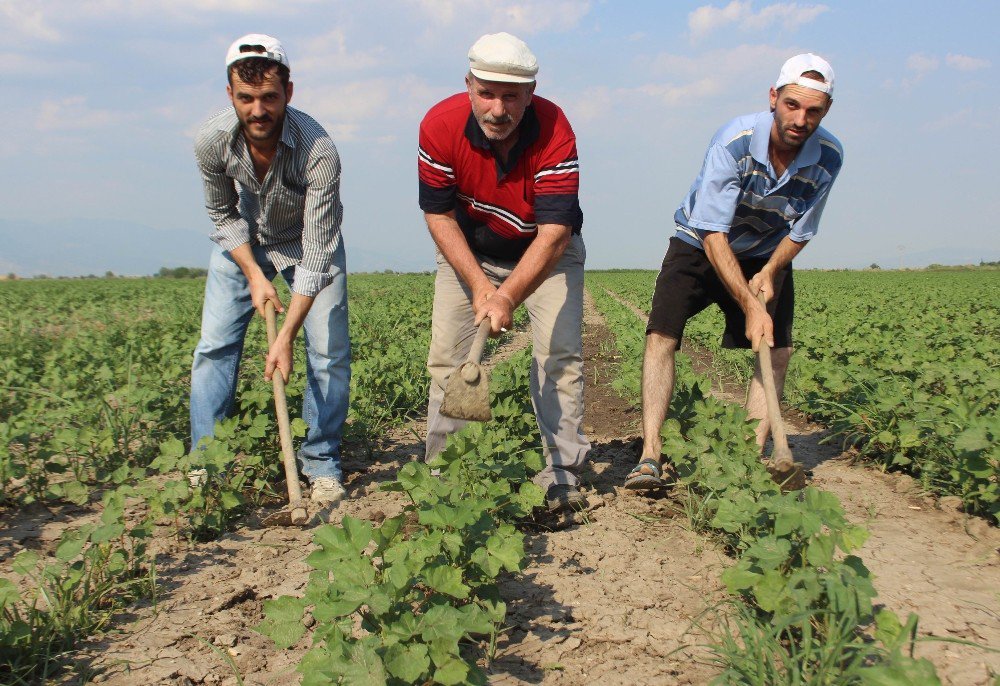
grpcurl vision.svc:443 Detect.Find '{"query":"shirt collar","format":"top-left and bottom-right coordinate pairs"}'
top-left (750, 110), bottom-right (821, 173)
top-left (464, 105), bottom-right (540, 176)
top-left (221, 107), bottom-right (297, 151)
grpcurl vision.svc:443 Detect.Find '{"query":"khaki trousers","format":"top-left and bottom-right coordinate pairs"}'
top-left (425, 234), bottom-right (591, 491)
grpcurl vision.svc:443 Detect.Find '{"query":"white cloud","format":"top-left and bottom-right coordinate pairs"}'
top-left (1, 1), bottom-right (61, 42)
top-left (944, 53), bottom-right (991, 71)
top-left (650, 43), bottom-right (791, 80)
top-left (2, 0), bottom-right (320, 40)
top-left (688, 1), bottom-right (828, 43)
top-left (296, 75), bottom-right (438, 142)
top-left (920, 108), bottom-right (991, 133)
top-left (492, 1), bottom-right (591, 33)
top-left (35, 96), bottom-right (126, 132)
top-left (637, 77), bottom-right (722, 105)
top-left (906, 53), bottom-right (939, 74)
top-left (297, 29), bottom-right (386, 74)
top-left (410, 0), bottom-right (591, 33)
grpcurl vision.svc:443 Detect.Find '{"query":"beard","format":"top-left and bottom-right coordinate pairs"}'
top-left (241, 111), bottom-right (284, 143)
top-left (476, 112), bottom-right (518, 141)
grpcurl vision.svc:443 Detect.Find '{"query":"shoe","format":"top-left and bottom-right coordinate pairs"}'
top-left (546, 484), bottom-right (586, 513)
top-left (310, 476), bottom-right (346, 505)
top-left (188, 468), bottom-right (208, 488)
top-left (623, 458), bottom-right (677, 491)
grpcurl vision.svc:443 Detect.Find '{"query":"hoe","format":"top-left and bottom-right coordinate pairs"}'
top-left (757, 293), bottom-right (807, 491)
top-left (261, 301), bottom-right (309, 526)
top-left (440, 319), bottom-right (493, 422)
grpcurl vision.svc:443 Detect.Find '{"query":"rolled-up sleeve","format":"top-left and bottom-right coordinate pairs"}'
top-left (686, 143), bottom-right (741, 236)
top-left (194, 128), bottom-right (251, 251)
top-left (294, 138), bottom-right (343, 297)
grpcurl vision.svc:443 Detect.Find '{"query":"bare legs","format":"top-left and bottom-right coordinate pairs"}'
top-left (745, 346), bottom-right (793, 452)
top-left (640, 332), bottom-right (679, 462)
top-left (641, 334), bottom-right (792, 460)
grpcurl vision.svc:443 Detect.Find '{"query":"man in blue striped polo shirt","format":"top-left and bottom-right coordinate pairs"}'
top-left (190, 34), bottom-right (350, 505)
top-left (625, 54), bottom-right (843, 491)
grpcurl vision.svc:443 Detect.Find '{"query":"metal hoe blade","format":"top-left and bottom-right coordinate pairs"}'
top-left (440, 319), bottom-right (494, 422)
top-left (440, 361), bottom-right (492, 421)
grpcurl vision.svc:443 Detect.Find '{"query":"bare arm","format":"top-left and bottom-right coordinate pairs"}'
top-left (425, 209), bottom-right (497, 313)
top-left (264, 292), bottom-right (314, 383)
top-left (748, 236), bottom-right (808, 302)
top-left (703, 231), bottom-right (772, 351)
top-left (482, 224), bottom-right (572, 332)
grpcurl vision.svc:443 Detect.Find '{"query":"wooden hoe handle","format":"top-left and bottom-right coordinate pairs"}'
top-left (265, 301), bottom-right (306, 510)
top-left (756, 292), bottom-right (791, 460)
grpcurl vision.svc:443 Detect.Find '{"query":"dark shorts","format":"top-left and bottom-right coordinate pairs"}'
top-left (646, 237), bottom-right (794, 350)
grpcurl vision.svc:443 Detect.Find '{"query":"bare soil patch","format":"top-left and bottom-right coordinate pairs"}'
top-left (603, 285), bottom-right (1000, 685)
top-left (6, 305), bottom-right (725, 685)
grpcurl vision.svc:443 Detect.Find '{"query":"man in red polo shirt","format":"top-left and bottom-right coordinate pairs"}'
top-left (418, 32), bottom-right (590, 512)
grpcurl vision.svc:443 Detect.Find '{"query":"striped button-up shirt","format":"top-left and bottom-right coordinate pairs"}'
top-left (194, 106), bottom-right (344, 297)
top-left (674, 110), bottom-right (843, 258)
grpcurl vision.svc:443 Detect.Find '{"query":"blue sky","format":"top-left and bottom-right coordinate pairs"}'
top-left (2, 0), bottom-right (997, 275)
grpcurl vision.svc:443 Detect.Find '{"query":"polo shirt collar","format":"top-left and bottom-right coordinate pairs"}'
top-left (750, 110), bottom-right (822, 174)
top-left (464, 105), bottom-right (540, 178)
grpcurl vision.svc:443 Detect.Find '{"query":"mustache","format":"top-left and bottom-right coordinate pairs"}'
top-left (248, 115), bottom-right (273, 123)
top-left (481, 113), bottom-right (513, 125)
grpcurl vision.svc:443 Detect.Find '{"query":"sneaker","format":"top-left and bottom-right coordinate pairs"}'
top-left (188, 468), bottom-right (208, 488)
top-left (310, 476), bottom-right (346, 505)
top-left (546, 484), bottom-right (586, 513)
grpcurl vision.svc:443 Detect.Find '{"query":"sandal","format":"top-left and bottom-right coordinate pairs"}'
top-left (624, 458), bottom-right (676, 491)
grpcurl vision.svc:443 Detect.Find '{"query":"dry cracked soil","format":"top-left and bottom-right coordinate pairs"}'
top-left (1, 288), bottom-right (997, 685)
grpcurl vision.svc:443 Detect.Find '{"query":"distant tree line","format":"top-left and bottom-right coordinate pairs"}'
top-left (156, 266), bottom-right (208, 278)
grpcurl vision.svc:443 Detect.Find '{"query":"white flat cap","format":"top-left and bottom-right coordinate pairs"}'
top-left (468, 32), bottom-right (538, 83)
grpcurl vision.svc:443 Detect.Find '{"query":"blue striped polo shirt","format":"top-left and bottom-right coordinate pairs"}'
top-left (674, 110), bottom-right (843, 258)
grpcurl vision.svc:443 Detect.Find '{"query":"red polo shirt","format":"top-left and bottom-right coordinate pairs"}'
top-left (418, 93), bottom-right (582, 261)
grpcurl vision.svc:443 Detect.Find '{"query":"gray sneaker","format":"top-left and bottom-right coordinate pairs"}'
top-left (546, 484), bottom-right (586, 513)
top-left (188, 468), bottom-right (208, 488)
top-left (310, 476), bottom-right (346, 506)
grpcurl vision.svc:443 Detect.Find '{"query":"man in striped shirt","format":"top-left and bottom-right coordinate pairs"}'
top-left (625, 54), bottom-right (843, 491)
top-left (418, 33), bottom-right (590, 513)
top-left (190, 34), bottom-right (350, 505)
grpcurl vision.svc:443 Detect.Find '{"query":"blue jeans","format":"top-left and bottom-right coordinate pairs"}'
top-left (190, 243), bottom-right (351, 481)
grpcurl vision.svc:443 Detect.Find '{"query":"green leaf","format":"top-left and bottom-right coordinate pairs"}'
top-left (873, 609), bottom-right (904, 647)
top-left (752, 570), bottom-right (790, 613)
top-left (805, 535), bottom-right (835, 568)
top-left (0, 578), bottom-right (21, 608)
top-left (858, 657), bottom-right (942, 685)
top-left (312, 519), bottom-right (373, 562)
top-left (12, 550), bottom-right (40, 576)
top-left (424, 565), bottom-right (469, 599)
top-left (485, 532), bottom-right (524, 573)
top-left (90, 522), bottom-right (126, 544)
top-left (433, 656), bottom-right (470, 686)
top-left (340, 641), bottom-right (388, 686)
top-left (954, 426), bottom-right (990, 453)
top-left (384, 642), bottom-right (430, 683)
top-left (256, 596), bottom-right (307, 648)
top-left (55, 531), bottom-right (88, 562)
top-left (721, 565), bottom-right (761, 593)
top-left (839, 525), bottom-right (870, 553)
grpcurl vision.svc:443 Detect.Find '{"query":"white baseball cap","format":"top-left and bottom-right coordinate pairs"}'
top-left (225, 33), bottom-right (290, 70)
top-left (468, 32), bottom-right (538, 83)
top-left (775, 53), bottom-right (834, 96)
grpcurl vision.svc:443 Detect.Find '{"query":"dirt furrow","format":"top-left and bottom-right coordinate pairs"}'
top-left (62, 330), bottom-right (537, 684)
top-left (597, 284), bottom-right (1000, 685)
top-left (489, 288), bottom-right (725, 684)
